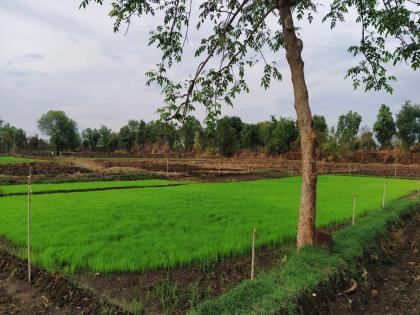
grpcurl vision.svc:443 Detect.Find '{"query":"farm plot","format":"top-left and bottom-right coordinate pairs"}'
top-left (0, 156), bottom-right (33, 164)
top-left (0, 176), bottom-right (417, 273)
top-left (0, 179), bottom-right (181, 195)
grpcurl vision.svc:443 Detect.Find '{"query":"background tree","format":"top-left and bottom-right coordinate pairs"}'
top-left (216, 117), bottom-right (241, 157)
top-left (312, 115), bottom-right (328, 147)
top-left (37, 110), bottom-right (80, 154)
top-left (396, 101), bottom-right (420, 149)
top-left (358, 126), bottom-right (377, 150)
top-left (180, 116), bottom-right (202, 151)
top-left (322, 127), bottom-right (341, 161)
top-left (82, 128), bottom-right (100, 151)
top-left (28, 135), bottom-right (40, 151)
top-left (0, 118), bottom-right (27, 152)
top-left (373, 104), bottom-right (396, 148)
top-left (267, 117), bottom-right (299, 155)
top-left (82, 0), bottom-right (420, 248)
top-left (119, 125), bottom-right (135, 152)
top-left (240, 123), bottom-right (261, 150)
top-left (336, 111), bottom-right (362, 147)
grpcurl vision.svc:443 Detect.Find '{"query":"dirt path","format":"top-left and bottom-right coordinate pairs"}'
top-left (328, 213), bottom-right (419, 315)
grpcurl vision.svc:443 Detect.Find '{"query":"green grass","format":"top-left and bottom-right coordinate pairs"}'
top-left (0, 155), bottom-right (33, 164)
top-left (0, 176), bottom-right (417, 273)
top-left (0, 179), bottom-right (180, 195)
top-left (191, 197), bottom-right (420, 315)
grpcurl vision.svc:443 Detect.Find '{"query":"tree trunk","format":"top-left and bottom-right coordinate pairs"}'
top-left (277, 0), bottom-right (317, 249)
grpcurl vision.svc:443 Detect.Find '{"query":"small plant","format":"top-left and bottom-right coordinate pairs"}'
top-left (188, 281), bottom-right (201, 308)
top-left (121, 298), bottom-right (144, 315)
top-left (154, 278), bottom-right (181, 314)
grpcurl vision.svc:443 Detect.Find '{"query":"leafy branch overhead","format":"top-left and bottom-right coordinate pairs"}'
top-left (80, 0), bottom-right (419, 122)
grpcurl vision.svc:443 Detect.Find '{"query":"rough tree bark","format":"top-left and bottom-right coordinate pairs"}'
top-left (277, 0), bottom-right (317, 249)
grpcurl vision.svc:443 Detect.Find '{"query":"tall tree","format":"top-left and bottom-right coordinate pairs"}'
top-left (396, 101), bottom-right (420, 149)
top-left (216, 117), bottom-right (240, 157)
top-left (37, 110), bottom-right (80, 154)
top-left (82, 128), bottom-right (100, 151)
top-left (267, 117), bottom-right (299, 155)
top-left (180, 116), bottom-right (201, 151)
top-left (240, 123), bottom-right (261, 149)
top-left (82, 0), bottom-right (420, 248)
top-left (0, 118), bottom-right (27, 152)
top-left (373, 104), bottom-right (396, 148)
top-left (336, 111), bottom-right (362, 146)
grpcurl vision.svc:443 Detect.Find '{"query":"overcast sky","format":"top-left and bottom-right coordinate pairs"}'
top-left (1, 0), bottom-right (419, 136)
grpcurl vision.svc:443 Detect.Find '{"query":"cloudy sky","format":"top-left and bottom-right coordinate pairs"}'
top-left (1, 0), bottom-right (418, 136)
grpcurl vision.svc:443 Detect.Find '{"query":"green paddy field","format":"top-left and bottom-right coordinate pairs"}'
top-left (0, 175), bottom-right (417, 273)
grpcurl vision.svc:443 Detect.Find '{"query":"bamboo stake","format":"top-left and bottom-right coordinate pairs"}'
top-left (251, 228), bottom-right (256, 280)
top-left (27, 167), bottom-right (32, 283)
top-left (382, 180), bottom-right (387, 209)
top-left (352, 194), bottom-right (356, 225)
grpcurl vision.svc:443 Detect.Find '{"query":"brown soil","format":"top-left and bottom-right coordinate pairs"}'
top-left (95, 158), bottom-right (420, 179)
top-left (74, 244), bottom-right (287, 315)
top-left (0, 162), bottom-right (92, 177)
top-left (2, 157), bottom-right (420, 185)
top-left (300, 212), bottom-right (420, 315)
top-left (0, 251), bottom-right (124, 315)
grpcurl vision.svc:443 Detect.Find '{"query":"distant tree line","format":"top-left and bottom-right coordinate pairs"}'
top-left (1, 101), bottom-right (419, 157)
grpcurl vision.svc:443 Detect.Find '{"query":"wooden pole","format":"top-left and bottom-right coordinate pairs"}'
top-left (251, 228), bottom-right (256, 280)
top-left (219, 157), bottom-right (221, 175)
top-left (27, 167), bottom-right (32, 283)
top-left (394, 164), bottom-right (397, 178)
top-left (352, 194), bottom-right (356, 225)
top-left (382, 180), bottom-right (387, 209)
top-left (166, 157), bottom-right (169, 176)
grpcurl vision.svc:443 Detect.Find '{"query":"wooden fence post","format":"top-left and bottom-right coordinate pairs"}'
top-left (27, 167), bottom-right (32, 282)
top-left (394, 164), bottom-right (397, 178)
top-left (352, 194), bottom-right (356, 225)
top-left (166, 157), bottom-right (169, 176)
top-left (382, 180), bottom-right (387, 209)
top-left (251, 228), bottom-right (256, 280)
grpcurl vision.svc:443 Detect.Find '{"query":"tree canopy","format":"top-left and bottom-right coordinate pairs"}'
top-left (80, 0), bottom-right (419, 123)
top-left (396, 101), bottom-right (420, 149)
top-left (336, 111), bottom-right (362, 146)
top-left (373, 104), bottom-right (396, 148)
top-left (37, 110), bottom-right (80, 154)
